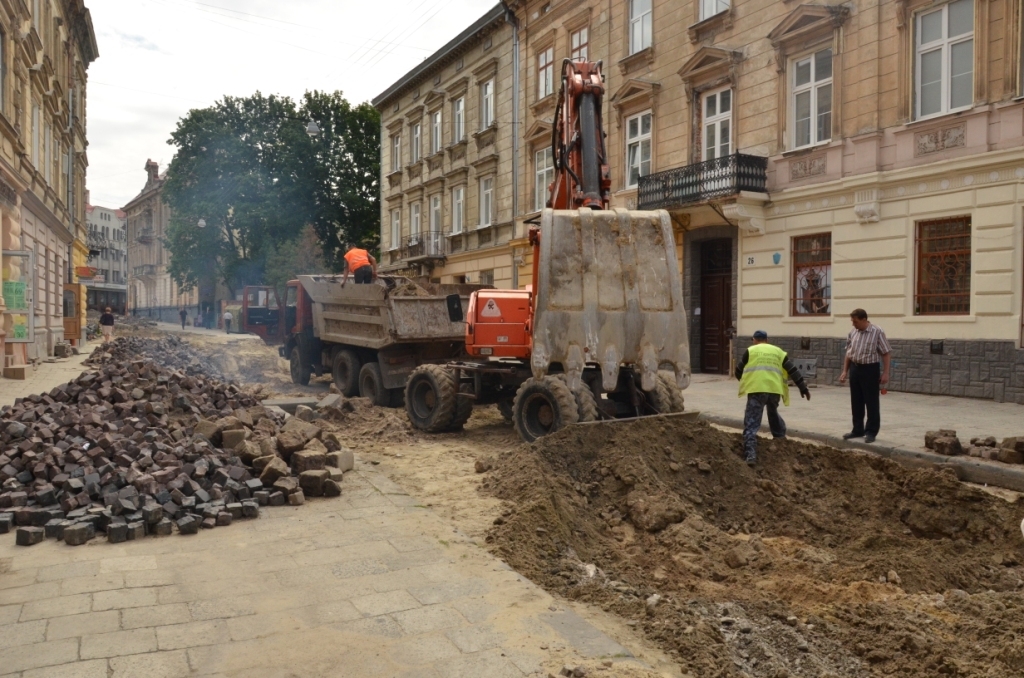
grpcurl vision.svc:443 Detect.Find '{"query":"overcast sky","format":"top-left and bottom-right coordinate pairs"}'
top-left (86, 0), bottom-right (499, 209)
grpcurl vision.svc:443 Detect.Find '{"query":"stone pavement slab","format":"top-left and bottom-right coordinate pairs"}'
top-left (0, 465), bottom-right (657, 678)
top-left (0, 350), bottom-right (93, 409)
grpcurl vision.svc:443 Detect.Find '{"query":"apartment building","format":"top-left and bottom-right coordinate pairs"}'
top-left (0, 0), bottom-right (97, 377)
top-left (83, 203), bottom-right (127, 313)
top-left (498, 0), bottom-right (1024, 402)
top-left (372, 5), bottom-right (518, 288)
top-left (123, 160), bottom-right (199, 322)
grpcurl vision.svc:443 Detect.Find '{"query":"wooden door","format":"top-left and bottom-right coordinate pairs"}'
top-left (63, 284), bottom-right (82, 345)
top-left (700, 239), bottom-right (732, 374)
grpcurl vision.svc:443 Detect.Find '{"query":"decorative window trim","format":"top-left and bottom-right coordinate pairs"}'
top-left (688, 3), bottom-right (733, 43)
top-left (445, 76), bottom-right (470, 99)
top-left (472, 57), bottom-right (498, 82)
top-left (610, 78), bottom-right (660, 121)
top-left (678, 47), bottom-right (742, 164)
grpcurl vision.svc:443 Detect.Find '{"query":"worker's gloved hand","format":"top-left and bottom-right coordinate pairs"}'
top-left (799, 385), bottom-right (811, 401)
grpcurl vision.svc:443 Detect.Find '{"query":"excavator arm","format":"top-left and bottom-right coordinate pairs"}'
top-left (548, 59), bottom-right (611, 211)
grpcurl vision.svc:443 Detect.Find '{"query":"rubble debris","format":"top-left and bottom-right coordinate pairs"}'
top-left (0, 338), bottom-right (349, 547)
top-left (924, 429), bottom-right (957, 449)
top-left (932, 436), bottom-right (963, 456)
top-left (86, 336), bottom-right (226, 381)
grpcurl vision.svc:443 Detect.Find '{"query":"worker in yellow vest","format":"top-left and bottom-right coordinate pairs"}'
top-left (735, 330), bottom-right (811, 466)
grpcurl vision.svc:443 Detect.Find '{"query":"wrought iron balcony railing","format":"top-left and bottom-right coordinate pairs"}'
top-left (136, 227), bottom-right (154, 244)
top-left (401, 231), bottom-right (446, 261)
top-left (637, 153), bottom-right (768, 210)
top-left (132, 264), bottom-right (157, 277)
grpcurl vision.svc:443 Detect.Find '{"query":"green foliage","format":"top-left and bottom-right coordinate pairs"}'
top-left (162, 91), bottom-right (380, 295)
top-left (263, 225), bottom-right (329, 296)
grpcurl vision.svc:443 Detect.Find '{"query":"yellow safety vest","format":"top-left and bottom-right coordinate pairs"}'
top-left (738, 343), bottom-right (790, 406)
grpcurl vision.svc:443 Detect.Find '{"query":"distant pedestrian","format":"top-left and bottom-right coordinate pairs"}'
top-left (99, 307), bottom-right (115, 343)
top-left (179, 308), bottom-right (188, 330)
top-left (735, 330), bottom-right (811, 466)
top-left (340, 243), bottom-right (377, 286)
top-left (223, 310), bottom-right (233, 334)
top-left (839, 309), bottom-right (891, 444)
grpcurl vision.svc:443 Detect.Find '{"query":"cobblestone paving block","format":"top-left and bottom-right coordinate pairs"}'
top-left (45, 610), bottom-right (121, 640)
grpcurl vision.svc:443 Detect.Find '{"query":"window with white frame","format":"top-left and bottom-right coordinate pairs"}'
top-left (453, 97), bottom-right (465, 142)
top-left (916, 0), bottom-right (974, 119)
top-left (481, 80), bottom-right (494, 128)
top-left (31, 104), bottom-right (39, 167)
top-left (629, 0), bottom-right (652, 55)
top-left (535, 148), bottom-right (553, 211)
top-left (700, 0), bottom-right (729, 21)
top-left (479, 177), bottom-right (494, 227)
top-left (411, 123), bottom-right (421, 163)
top-left (430, 194), bottom-right (441, 232)
top-left (452, 186), bottom-right (465, 234)
top-left (390, 209), bottom-right (401, 250)
top-left (538, 47), bottom-right (554, 99)
top-left (791, 47), bottom-right (833, 149)
top-left (430, 111), bottom-right (442, 154)
top-left (625, 111), bottom-right (652, 188)
top-left (391, 134), bottom-right (401, 171)
top-left (44, 123), bottom-right (51, 184)
top-left (410, 202), bottom-right (421, 239)
top-left (702, 88), bottom-right (732, 161)
top-left (571, 27), bottom-right (589, 61)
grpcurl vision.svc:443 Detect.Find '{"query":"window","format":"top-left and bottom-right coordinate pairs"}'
top-left (430, 194), bottom-right (441, 232)
top-left (915, 216), bottom-right (971, 315)
top-left (481, 81), bottom-right (494, 128)
top-left (792, 234), bottom-right (832, 315)
top-left (630, 0), bottom-right (652, 55)
top-left (791, 47), bottom-right (832, 149)
top-left (411, 123), bottom-right (421, 163)
top-left (915, 0), bottom-right (974, 119)
top-left (452, 186), bottom-right (465, 234)
top-left (453, 97), bottom-right (465, 142)
top-left (430, 111), bottom-right (442, 155)
top-left (480, 270), bottom-right (495, 286)
top-left (390, 209), bottom-right (401, 250)
top-left (31, 104), bottom-right (39, 167)
top-left (571, 27), bottom-right (589, 61)
top-left (538, 47), bottom-right (554, 99)
top-left (410, 202), bottom-right (421, 238)
top-left (702, 88), bottom-right (732, 161)
top-left (479, 177), bottom-right (494, 227)
top-left (625, 111), bottom-right (652, 188)
top-left (535, 147), bottom-right (554, 211)
top-left (700, 0), bottom-right (729, 21)
top-left (44, 123), bottom-right (51, 184)
top-left (391, 134), bottom-right (401, 171)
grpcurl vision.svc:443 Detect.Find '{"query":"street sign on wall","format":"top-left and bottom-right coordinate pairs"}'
top-left (2, 250), bottom-right (35, 343)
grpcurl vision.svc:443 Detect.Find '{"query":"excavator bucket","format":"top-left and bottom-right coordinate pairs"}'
top-left (531, 208), bottom-right (691, 393)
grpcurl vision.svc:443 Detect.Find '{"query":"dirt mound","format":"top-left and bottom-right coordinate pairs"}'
top-left (391, 281), bottom-right (431, 297)
top-left (88, 337), bottom-right (227, 382)
top-left (318, 398), bottom-right (417, 449)
top-left (484, 417), bottom-right (1024, 677)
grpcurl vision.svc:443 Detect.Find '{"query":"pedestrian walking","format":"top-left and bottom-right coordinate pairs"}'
top-left (179, 308), bottom-right (188, 330)
top-left (99, 307), bottom-right (115, 343)
top-left (839, 308), bottom-right (891, 444)
top-left (340, 243), bottom-right (377, 287)
top-left (735, 330), bottom-right (811, 466)
top-left (223, 310), bottom-right (233, 334)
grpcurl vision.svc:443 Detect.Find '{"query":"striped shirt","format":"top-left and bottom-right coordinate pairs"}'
top-left (845, 323), bottom-right (891, 365)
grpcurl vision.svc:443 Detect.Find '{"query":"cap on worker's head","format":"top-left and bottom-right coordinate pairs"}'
top-left (753, 330), bottom-right (768, 341)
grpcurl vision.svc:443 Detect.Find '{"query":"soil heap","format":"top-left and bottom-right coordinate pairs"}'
top-left (485, 417), bottom-right (1024, 677)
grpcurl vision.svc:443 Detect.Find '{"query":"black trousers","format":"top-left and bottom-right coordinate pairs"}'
top-left (849, 362), bottom-right (881, 436)
top-left (354, 265), bottom-right (373, 284)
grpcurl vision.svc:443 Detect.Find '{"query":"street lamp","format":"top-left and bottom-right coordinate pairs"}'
top-left (197, 218), bottom-right (207, 229)
top-left (306, 121), bottom-right (320, 138)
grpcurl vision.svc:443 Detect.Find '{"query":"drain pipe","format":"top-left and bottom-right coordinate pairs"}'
top-left (502, 1), bottom-right (521, 288)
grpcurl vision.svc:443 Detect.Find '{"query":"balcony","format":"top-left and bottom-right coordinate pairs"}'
top-left (132, 264), bottom-right (156, 278)
top-left (637, 153), bottom-right (768, 210)
top-left (136, 227), bottom-right (154, 244)
top-left (400, 231), bottom-right (446, 264)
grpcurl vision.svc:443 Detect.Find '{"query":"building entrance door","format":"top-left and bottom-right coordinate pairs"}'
top-left (63, 284), bottom-right (82, 346)
top-left (700, 238), bottom-right (732, 374)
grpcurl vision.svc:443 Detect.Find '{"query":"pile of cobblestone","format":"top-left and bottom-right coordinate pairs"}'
top-left (87, 336), bottom-right (226, 381)
top-left (0, 354), bottom-right (350, 547)
top-left (925, 428), bottom-right (1024, 463)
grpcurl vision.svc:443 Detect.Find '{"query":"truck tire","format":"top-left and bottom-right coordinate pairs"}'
top-left (289, 347), bottom-right (310, 386)
top-left (405, 365), bottom-right (458, 432)
top-left (359, 362), bottom-right (390, 407)
top-left (513, 376), bottom-right (579, 443)
top-left (332, 349), bottom-right (361, 397)
top-left (658, 373), bottom-right (685, 413)
top-left (645, 374), bottom-right (683, 414)
top-left (556, 375), bottom-right (600, 423)
top-left (448, 385), bottom-right (474, 431)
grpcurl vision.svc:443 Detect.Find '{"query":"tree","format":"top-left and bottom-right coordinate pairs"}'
top-left (263, 225), bottom-right (330, 296)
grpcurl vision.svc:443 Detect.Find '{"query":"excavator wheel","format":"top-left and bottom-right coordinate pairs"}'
top-left (556, 375), bottom-right (600, 423)
top-left (497, 398), bottom-right (514, 425)
top-left (358, 362), bottom-right (391, 407)
top-left (513, 376), bottom-right (580, 443)
top-left (289, 347), bottom-right (310, 386)
top-left (331, 349), bottom-right (361, 397)
top-left (644, 375), bottom-right (674, 415)
top-left (405, 365), bottom-right (458, 432)
top-left (448, 384), bottom-right (475, 431)
top-left (658, 372), bottom-right (685, 413)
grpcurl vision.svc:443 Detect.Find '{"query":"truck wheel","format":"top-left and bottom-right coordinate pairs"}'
top-left (513, 376), bottom-right (579, 443)
top-left (289, 347), bottom-right (310, 386)
top-left (358, 362), bottom-right (391, 407)
top-left (658, 373), bottom-right (685, 413)
top-left (497, 398), bottom-right (514, 425)
top-left (556, 375), bottom-right (600, 423)
top-left (332, 349), bottom-right (361, 397)
top-left (448, 385), bottom-right (474, 431)
top-left (644, 374), bottom-right (679, 414)
top-left (405, 365), bottom-right (457, 432)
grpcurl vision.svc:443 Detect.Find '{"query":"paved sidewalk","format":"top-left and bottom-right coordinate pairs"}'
top-left (0, 348), bottom-right (95, 410)
top-left (685, 373), bottom-right (1024, 450)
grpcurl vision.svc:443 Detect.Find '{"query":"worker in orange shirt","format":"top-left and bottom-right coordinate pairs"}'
top-left (340, 242), bottom-right (377, 286)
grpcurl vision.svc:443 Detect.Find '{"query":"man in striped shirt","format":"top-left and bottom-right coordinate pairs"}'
top-left (839, 308), bottom-right (891, 444)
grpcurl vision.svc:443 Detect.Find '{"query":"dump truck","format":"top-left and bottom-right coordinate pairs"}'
top-left (241, 277), bottom-right (489, 407)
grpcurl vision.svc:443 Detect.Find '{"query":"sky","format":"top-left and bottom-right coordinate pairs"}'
top-left (85, 0), bottom-right (500, 209)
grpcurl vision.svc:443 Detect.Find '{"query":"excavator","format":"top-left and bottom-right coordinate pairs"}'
top-left (403, 58), bottom-right (691, 442)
